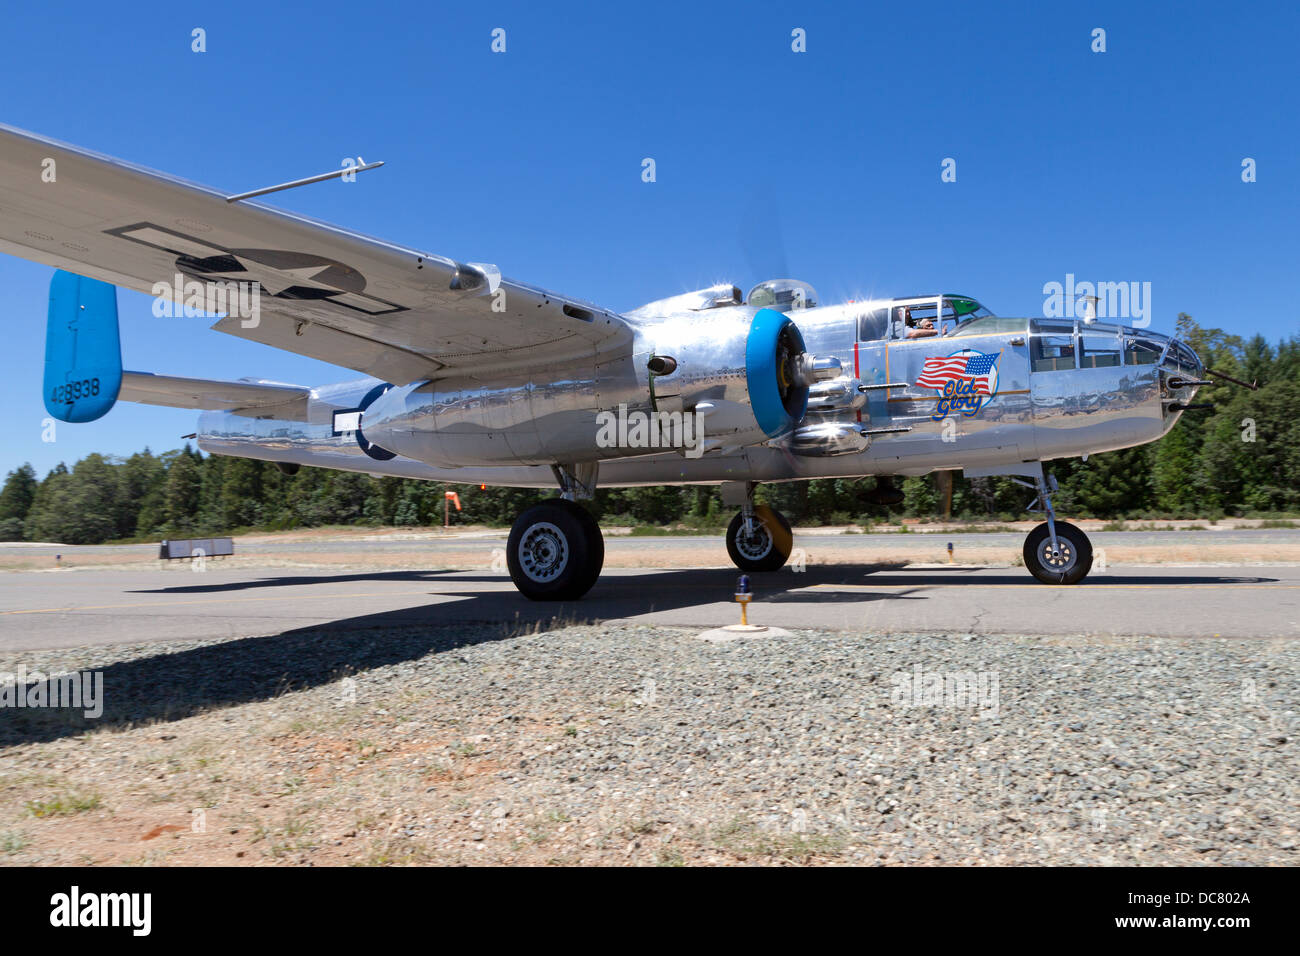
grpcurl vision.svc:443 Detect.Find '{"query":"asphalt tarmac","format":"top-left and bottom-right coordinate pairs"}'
top-left (4, 525), bottom-right (1295, 563)
top-left (1, 559), bottom-right (1296, 651)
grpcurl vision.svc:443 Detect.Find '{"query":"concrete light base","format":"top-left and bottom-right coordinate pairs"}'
top-left (696, 625), bottom-right (792, 643)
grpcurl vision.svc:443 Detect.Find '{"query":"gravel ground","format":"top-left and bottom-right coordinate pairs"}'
top-left (0, 621), bottom-right (1296, 865)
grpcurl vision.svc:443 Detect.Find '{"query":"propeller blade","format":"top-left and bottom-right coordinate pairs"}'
top-left (864, 474), bottom-right (905, 507)
top-left (738, 189), bottom-right (789, 287)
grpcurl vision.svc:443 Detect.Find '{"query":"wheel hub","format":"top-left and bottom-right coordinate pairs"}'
top-left (735, 522), bottom-right (774, 561)
top-left (518, 522), bottom-right (568, 583)
top-left (1038, 537), bottom-right (1077, 573)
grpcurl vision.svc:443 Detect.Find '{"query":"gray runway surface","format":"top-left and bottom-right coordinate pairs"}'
top-left (4, 526), bottom-right (1297, 563)
top-left (1, 560), bottom-right (1297, 650)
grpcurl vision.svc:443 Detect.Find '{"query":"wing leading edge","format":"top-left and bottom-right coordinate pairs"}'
top-left (0, 123), bottom-right (633, 384)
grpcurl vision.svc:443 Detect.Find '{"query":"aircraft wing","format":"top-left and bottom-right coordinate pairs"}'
top-left (0, 124), bottom-right (632, 384)
top-left (118, 371), bottom-right (311, 420)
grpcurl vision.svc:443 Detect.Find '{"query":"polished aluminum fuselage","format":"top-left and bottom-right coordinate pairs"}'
top-left (197, 298), bottom-right (1199, 487)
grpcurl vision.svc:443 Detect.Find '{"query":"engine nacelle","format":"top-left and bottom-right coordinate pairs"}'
top-left (635, 307), bottom-right (810, 452)
top-left (356, 307), bottom-right (811, 467)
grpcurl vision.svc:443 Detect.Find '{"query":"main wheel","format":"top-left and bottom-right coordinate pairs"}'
top-left (726, 506), bottom-right (793, 572)
top-left (1023, 521), bottom-right (1092, 585)
top-left (507, 499), bottom-right (604, 601)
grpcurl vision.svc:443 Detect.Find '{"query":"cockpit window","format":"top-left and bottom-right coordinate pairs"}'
top-left (889, 302), bottom-right (940, 339)
top-left (948, 316), bottom-right (1029, 337)
top-left (858, 307), bottom-right (889, 341)
top-left (945, 297), bottom-right (994, 320)
top-left (878, 296), bottom-right (996, 340)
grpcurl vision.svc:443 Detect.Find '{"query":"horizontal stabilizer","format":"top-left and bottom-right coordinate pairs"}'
top-left (119, 371), bottom-right (311, 420)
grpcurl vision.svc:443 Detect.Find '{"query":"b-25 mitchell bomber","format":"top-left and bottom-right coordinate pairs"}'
top-left (0, 125), bottom-right (1217, 599)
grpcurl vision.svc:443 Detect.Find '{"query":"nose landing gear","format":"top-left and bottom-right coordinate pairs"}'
top-left (723, 500), bottom-right (794, 576)
top-left (1011, 467), bottom-right (1093, 584)
top-left (726, 506), bottom-right (794, 572)
top-left (968, 463), bottom-right (1094, 585)
top-left (718, 482), bottom-right (794, 572)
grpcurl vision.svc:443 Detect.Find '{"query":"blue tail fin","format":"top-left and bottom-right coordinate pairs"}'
top-left (43, 270), bottom-right (123, 423)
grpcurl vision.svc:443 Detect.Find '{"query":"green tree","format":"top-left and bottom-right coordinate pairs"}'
top-left (1056, 446), bottom-right (1153, 517)
top-left (0, 463), bottom-right (37, 540)
top-left (120, 449), bottom-right (167, 538)
top-left (163, 446), bottom-right (203, 534)
top-left (219, 456), bottom-right (265, 529)
top-left (23, 456), bottom-right (122, 544)
top-left (1151, 419), bottom-right (1200, 514)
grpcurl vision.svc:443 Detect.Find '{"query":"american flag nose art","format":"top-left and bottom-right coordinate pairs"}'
top-left (916, 351), bottom-right (998, 395)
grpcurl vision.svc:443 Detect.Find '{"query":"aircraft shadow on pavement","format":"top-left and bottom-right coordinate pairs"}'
top-left (126, 563), bottom-right (1280, 597)
top-left (1, 567), bottom-right (922, 746)
top-left (126, 568), bottom-right (464, 594)
top-left (0, 564), bottom-right (1277, 746)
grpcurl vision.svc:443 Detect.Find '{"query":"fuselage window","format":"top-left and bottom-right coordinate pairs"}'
top-left (1031, 332), bottom-right (1076, 371)
top-left (1167, 340), bottom-right (1200, 370)
top-left (1079, 332), bottom-right (1123, 369)
top-left (1125, 337), bottom-right (1163, 365)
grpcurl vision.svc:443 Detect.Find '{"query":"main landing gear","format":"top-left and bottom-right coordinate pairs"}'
top-left (505, 473), bottom-right (798, 600)
top-left (1011, 467), bottom-right (1093, 585)
top-left (507, 498), bottom-right (604, 601)
top-left (507, 464), bottom-right (604, 601)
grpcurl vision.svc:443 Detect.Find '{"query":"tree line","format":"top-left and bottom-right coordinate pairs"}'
top-left (1, 316), bottom-right (1295, 545)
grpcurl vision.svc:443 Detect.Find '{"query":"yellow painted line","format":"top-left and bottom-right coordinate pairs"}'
top-left (810, 583), bottom-right (1299, 592)
top-left (1, 589), bottom-right (448, 616)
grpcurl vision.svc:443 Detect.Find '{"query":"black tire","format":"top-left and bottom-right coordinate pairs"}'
top-left (563, 499), bottom-right (605, 594)
top-left (507, 499), bottom-right (604, 601)
top-left (1023, 520), bottom-right (1093, 585)
top-left (725, 506), bottom-right (794, 572)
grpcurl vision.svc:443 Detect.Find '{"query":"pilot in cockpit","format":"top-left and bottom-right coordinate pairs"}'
top-left (893, 306), bottom-right (910, 338)
top-left (905, 315), bottom-right (938, 339)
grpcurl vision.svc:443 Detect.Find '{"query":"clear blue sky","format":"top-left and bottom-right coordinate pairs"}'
top-left (2, 0), bottom-right (1297, 478)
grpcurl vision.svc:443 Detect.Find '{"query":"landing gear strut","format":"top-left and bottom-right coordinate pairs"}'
top-left (506, 463), bottom-right (604, 601)
top-left (721, 482), bottom-right (794, 572)
top-left (1012, 468), bottom-right (1093, 585)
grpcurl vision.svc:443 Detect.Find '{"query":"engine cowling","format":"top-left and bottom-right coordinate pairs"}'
top-left (638, 307), bottom-right (811, 451)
